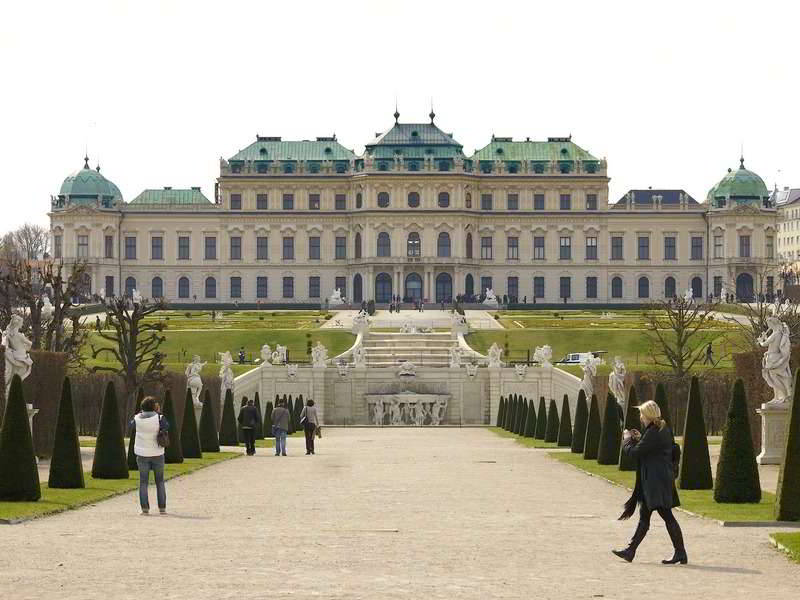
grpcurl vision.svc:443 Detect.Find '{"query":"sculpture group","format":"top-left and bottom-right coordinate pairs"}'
top-left (2, 314), bottom-right (33, 397)
top-left (758, 315), bottom-right (793, 405)
top-left (369, 394), bottom-right (448, 426)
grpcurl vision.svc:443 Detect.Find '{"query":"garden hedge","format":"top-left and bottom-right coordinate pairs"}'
top-left (557, 395), bottom-right (572, 447)
top-left (497, 396), bottom-right (505, 427)
top-left (180, 389), bottom-right (202, 459)
top-left (516, 397), bottom-right (527, 435)
top-left (162, 389), bottom-right (183, 464)
top-left (583, 394), bottom-right (601, 460)
top-left (286, 395), bottom-right (294, 434)
top-left (597, 393), bottom-right (622, 465)
top-left (48, 377), bottom-right (85, 489)
top-left (127, 387), bottom-right (145, 471)
top-left (654, 382), bottom-right (669, 428)
top-left (505, 395), bottom-right (515, 431)
top-left (0, 374), bottom-right (41, 500)
top-left (254, 392), bottom-right (264, 439)
top-left (219, 389), bottom-right (238, 446)
top-left (545, 399), bottom-right (559, 443)
top-left (263, 401), bottom-right (274, 438)
top-left (714, 379), bottom-right (760, 503)
top-left (776, 369), bottom-right (800, 521)
top-left (619, 386), bottom-right (639, 471)
top-left (199, 388), bottom-right (220, 453)
top-left (524, 397), bottom-right (536, 437)
top-left (535, 397), bottom-right (547, 439)
top-left (294, 395), bottom-right (304, 431)
top-left (678, 376), bottom-right (713, 489)
top-left (571, 390), bottom-right (588, 454)
top-left (91, 381), bottom-right (129, 479)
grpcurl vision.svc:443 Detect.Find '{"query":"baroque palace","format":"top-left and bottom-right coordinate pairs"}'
top-left (49, 112), bottom-right (778, 305)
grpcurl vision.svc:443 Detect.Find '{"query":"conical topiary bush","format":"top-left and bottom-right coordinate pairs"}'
top-left (619, 386), bottom-right (639, 471)
top-left (254, 392), bottom-right (264, 439)
top-left (127, 387), bottom-right (145, 471)
top-left (714, 379), bottom-right (760, 503)
top-left (219, 389), bottom-right (238, 446)
top-left (48, 376), bottom-right (85, 489)
top-left (199, 389), bottom-right (220, 453)
top-left (678, 376), bottom-right (712, 490)
top-left (286, 395), bottom-right (294, 434)
top-left (180, 389), bottom-right (202, 459)
top-left (545, 399), bottom-right (559, 443)
top-left (535, 397), bottom-right (547, 439)
top-left (496, 396), bottom-right (505, 427)
top-left (583, 393), bottom-right (601, 460)
top-left (515, 398), bottom-right (527, 435)
top-left (263, 401), bottom-right (274, 438)
top-left (237, 397), bottom-right (248, 441)
top-left (776, 369), bottom-right (800, 520)
top-left (557, 395), bottom-right (572, 447)
top-left (0, 374), bottom-right (41, 500)
top-left (571, 390), bottom-right (588, 454)
top-left (654, 382), bottom-right (669, 426)
top-left (524, 398), bottom-right (536, 437)
top-left (597, 393), bottom-right (622, 465)
top-left (92, 382), bottom-right (129, 479)
top-left (163, 389), bottom-right (183, 464)
top-left (504, 395), bottom-right (514, 431)
top-left (294, 394), bottom-right (304, 431)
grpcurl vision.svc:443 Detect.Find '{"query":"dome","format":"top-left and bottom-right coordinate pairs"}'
top-left (706, 158), bottom-right (769, 207)
top-left (58, 157), bottom-right (123, 206)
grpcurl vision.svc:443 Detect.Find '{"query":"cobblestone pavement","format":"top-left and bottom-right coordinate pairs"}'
top-left (2, 428), bottom-right (797, 599)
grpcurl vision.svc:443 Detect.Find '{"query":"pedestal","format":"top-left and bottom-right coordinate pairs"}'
top-left (193, 403), bottom-right (203, 426)
top-left (756, 402), bottom-right (790, 465)
top-left (26, 403), bottom-right (39, 464)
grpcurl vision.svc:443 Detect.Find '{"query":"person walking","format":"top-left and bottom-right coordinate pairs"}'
top-left (238, 398), bottom-right (259, 456)
top-left (300, 399), bottom-right (320, 455)
top-left (704, 343), bottom-right (713, 365)
top-left (271, 400), bottom-right (290, 456)
top-left (613, 400), bottom-right (687, 565)
top-left (131, 396), bottom-right (168, 515)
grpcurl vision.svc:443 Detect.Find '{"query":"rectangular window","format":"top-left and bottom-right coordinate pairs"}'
top-left (691, 236), bottom-right (703, 260)
top-left (230, 236), bottom-right (242, 260)
top-left (481, 277), bottom-right (493, 296)
top-left (664, 236), bottom-right (676, 260)
top-left (767, 276), bottom-right (774, 296)
top-left (560, 276), bottom-right (571, 299)
top-left (335, 194), bottom-right (346, 210)
top-left (104, 235), bottom-right (113, 259)
top-left (766, 235), bottom-right (775, 259)
top-left (507, 237), bottom-right (519, 260)
top-left (480, 236), bottom-right (493, 260)
top-left (586, 276), bottom-right (598, 298)
top-left (533, 276), bottom-right (545, 299)
top-left (230, 276), bottom-right (241, 298)
top-left (739, 235), bottom-right (751, 258)
top-left (282, 276), bottom-right (294, 298)
top-left (230, 193), bottom-right (241, 210)
top-left (507, 194), bottom-right (519, 210)
top-left (283, 193), bottom-right (294, 210)
top-left (150, 236), bottom-right (162, 260)
top-left (309, 236), bottom-right (320, 260)
top-left (507, 276), bottom-right (519, 299)
top-left (257, 276), bottom-right (268, 298)
top-left (125, 236), bottom-right (136, 260)
top-left (257, 236), bottom-right (268, 260)
top-left (54, 235), bottom-right (62, 259)
top-left (283, 237), bottom-right (294, 260)
top-left (309, 194), bottom-right (320, 210)
top-left (256, 193), bottom-right (268, 210)
top-left (638, 236), bottom-right (650, 260)
top-left (335, 236), bottom-right (346, 259)
top-left (204, 236), bottom-right (216, 260)
top-left (713, 276), bottom-right (722, 298)
top-left (77, 234), bottom-right (89, 258)
top-left (559, 236), bottom-right (571, 260)
top-left (309, 276), bottom-right (320, 298)
top-left (714, 235), bottom-right (724, 258)
top-left (533, 194), bottom-right (545, 210)
top-left (560, 194), bottom-right (571, 210)
top-left (105, 275), bottom-right (114, 297)
top-left (481, 194), bottom-right (493, 211)
top-left (585, 236), bottom-right (597, 260)
top-left (177, 236), bottom-right (190, 260)
top-left (335, 276), bottom-right (347, 299)
top-left (611, 236), bottom-right (623, 260)
top-left (533, 236), bottom-right (545, 260)
top-left (586, 194), bottom-right (597, 210)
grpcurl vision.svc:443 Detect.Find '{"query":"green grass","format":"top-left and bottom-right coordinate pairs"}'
top-left (0, 452), bottom-right (239, 523)
top-left (771, 533), bottom-right (800, 563)
top-left (490, 427), bottom-right (561, 449)
top-left (138, 309), bottom-right (334, 331)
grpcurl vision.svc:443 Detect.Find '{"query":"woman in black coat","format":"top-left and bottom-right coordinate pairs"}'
top-left (613, 400), bottom-right (687, 565)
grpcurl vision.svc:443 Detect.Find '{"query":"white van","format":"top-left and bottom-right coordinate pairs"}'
top-left (556, 351), bottom-right (607, 365)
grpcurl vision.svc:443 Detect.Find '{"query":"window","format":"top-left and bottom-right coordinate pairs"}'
top-left (408, 192), bottom-right (420, 208)
top-left (534, 194), bottom-right (545, 210)
top-left (230, 276), bottom-right (242, 298)
top-left (713, 276), bottom-right (722, 298)
top-left (204, 236), bottom-right (216, 260)
top-left (282, 193), bottom-right (294, 210)
top-left (638, 236), bottom-right (650, 260)
top-left (533, 236), bottom-right (545, 260)
top-left (586, 276), bottom-right (597, 298)
top-left (766, 235), bottom-right (775, 259)
top-left (665, 276), bottom-right (676, 298)
top-left (230, 236), bottom-right (242, 260)
top-left (437, 232), bottom-right (451, 257)
top-left (375, 273), bottom-right (392, 302)
top-left (178, 277), bottom-right (190, 298)
top-left (178, 236), bottom-right (189, 260)
top-left (309, 236), bottom-right (320, 260)
top-left (125, 236), bottom-right (136, 260)
top-left (335, 276), bottom-right (347, 299)
top-left (257, 236), bottom-right (268, 260)
top-left (438, 192), bottom-right (450, 208)
top-left (481, 194), bottom-right (493, 210)
top-left (377, 232), bottom-right (391, 257)
top-left (335, 194), bottom-right (346, 210)
top-left (465, 233), bottom-right (473, 259)
top-left (691, 236), bottom-right (703, 260)
top-left (638, 276), bottom-right (650, 298)
top-left (480, 236), bottom-right (493, 260)
top-left (355, 232), bottom-right (362, 258)
top-left (407, 232), bottom-right (421, 257)
top-left (611, 276), bottom-right (623, 298)
top-left (507, 276), bottom-right (519, 299)
top-left (146, 236), bottom-right (160, 260)
top-left (335, 236), bottom-right (346, 259)
top-left (205, 277), bottom-right (216, 299)
top-left (739, 235), bottom-right (751, 258)
top-left (586, 194), bottom-right (597, 210)
top-left (54, 235), bottom-right (62, 259)
top-left (230, 194), bottom-right (241, 210)
top-left (507, 194), bottom-right (519, 210)
top-left (481, 277), bottom-right (493, 296)
top-left (664, 236), bottom-right (676, 260)
top-left (356, 193), bottom-right (363, 209)
top-left (282, 276), bottom-right (294, 298)
top-left (611, 236), bottom-right (623, 260)
top-left (465, 193), bottom-right (472, 208)
top-left (559, 276), bottom-right (571, 299)
top-left (283, 237), bottom-right (294, 260)
top-left (105, 235), bottom-right (114, 259)
top-left (125, 277), bottom-right (137, 296)
top-left (257, 193), bottom-right (268, 210)
top-left (585, 236), bottom-right (597, 260)
top-left (560, 194), bottom-right (571, 210)
top-left (767, 276), bottom-right (774, 296)
top-left (559, 236), bottom-right (571, 260)
top-left (77, 234), bottom-right (89, 258)
top-left (377, 192), bottom-right (390, 207)
top-left (257, 276), bottom-right (268, 298)
top-left (507, 236), bottom-right (519, 260)
top-left (534, 276), bottom-right (545, 298)
top-left (714, 235), bottom-right (724, 258)
top-left (309, 276), bottom-right (320, 298)
top-left (309, 194), bottom-right (320, 210)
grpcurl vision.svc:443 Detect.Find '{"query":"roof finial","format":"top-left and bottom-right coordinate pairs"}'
top-left (394, 96), bottom-right (400, 124)
top-left (83, 153), bottom-right (90, 169)
top-left (429, 98), bottom-right (435, 123)
top-left (740, 143), bottom-right (745, 169)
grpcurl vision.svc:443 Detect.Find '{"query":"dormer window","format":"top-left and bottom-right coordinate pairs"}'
top-left (283, 163), bottom-right (295, 174)
top-left (335, 162), bottom-right (347, 174)
top-left (324, 147), bottom-right (332, 154)
top-left (408, 160), bottom-right (420, 171)
top-left (256, 163), bottom-right (268, 173)
top-left (259, 148), bottom-right (268, 156)
top-left (496, 148), bottom-right (504, 155)
top-left (411, 130), bottom-right (419, 140)
top-left (532, 162), bottom-right (546, 174)
top-left (309, 162), bottom-right (320, 174)
top-left (232, 164), bottom-right (242, 174)
top-left (424, 148), bottom-right (433, 155)
top-left (378, 161), bottom-right (389, 171)
top-left (480, 162), bottom-right (492, 174)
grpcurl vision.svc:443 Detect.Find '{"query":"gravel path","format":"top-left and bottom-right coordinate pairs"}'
top-left (1, 428), bottom-right (796, 599)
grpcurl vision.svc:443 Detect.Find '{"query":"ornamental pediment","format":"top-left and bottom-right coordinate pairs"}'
top-left (729, 203), bottom-right (762, 216)
top-left (58, 204), bottom-right (103, 217)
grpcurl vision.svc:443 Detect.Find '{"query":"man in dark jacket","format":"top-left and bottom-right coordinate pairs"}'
top-left (271, 400), bottom-right (291, 456)
top-left (238, 398), bottom-right (259, 456)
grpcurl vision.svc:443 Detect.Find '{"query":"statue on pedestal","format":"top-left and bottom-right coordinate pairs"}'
top-left (41, 295), bottom-right (54, 322)
top-left (580, 355), bottom-right (603, 399)
top-left (487, 343), bottom-right (503, 368)
top-left (271, 344), bottom-right (288, 365)
top-left (372, 399), bottom-right (385, 426)
top-left (132, 288), bottom-right (143, 304)
top-left (430, 398), bottom-right (448, 426)
top-left (352, 309), bottom-right (369, 334)
top-left (185, 355), bottom-right (207, 408)
top-left (353, 344), bottom-right (367, 368)
top-left (533, 345), bottom-right (553, 368)
top-left (449, 345), bottom-right (461, 369)
top-left (311, 341), bottom-right (328, 367)
top-left (682, 288), bottom-right (694, 304)
top-left (219, 351), bottom-right (234, 397)
top-left (389, 397), bottom-right (402, 425)
top-left (608, 356), bottom-right (626, 407)
top-left (2, 315), bottom-right (33, 397)
top-left (260, 344), bottom-right (272, 366)
top-left (482, 288), bottom-right (499, 306)
top-left (328, 288), bottom-right (344, 306)
top-left (758, 316), bottom-right (793, 405)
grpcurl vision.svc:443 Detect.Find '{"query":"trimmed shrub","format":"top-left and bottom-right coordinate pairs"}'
top-left (91, 381), bottom-right (129, 479)
top-left (776, 369), bottom-right (800, 521)
top-left (254, 392), bottom-right (264, 439)
top-left (619, 386), bottom-right (640, 471)
top-left (535, 397), bottom-right (547, 439)
top-left (557, 395), bottom-right (572, 447)
top-left (48, 377), bottom-right (85, 489)
top-left (597, 393), bottom-right (622, 465)
top-left (519, 399), bottom-right (529, 435)
top-left (199, 388), bottom-right (220, 453)
top-left (678, 376), bottom-right (713, 489)
top-left (524, 398), bottom-right (536, 437)
top-left (286, 395), bottom-right (294, 434)
top-left (571, 390), bottom-right (588, 454)
top-left (219, 389), bottom-right (239, 446)
top-left (180, 389), bottom-right (202, 459)
top-left (583, 394), bottom-right (601, 460)
top-left (714, 379), bottom-right (760, 503)
top-left (506, 395), bottom-right (516, 431)
top-left (545, 399), bottom-right (559, 443)
top-left (654, 382), bottom-right (669, 427)
top-left (163, 389), bottom-right (183, 464)
top-left (496, 396), bottom-right (505, 427)
top-left (263, 401), bottom-right (274, 438)
top-left (294, 395), bottom-right (304, 431)
top-left (127, 387), bottom-right (145, 471)
top-left (0, 375), bottom-right (41, 500)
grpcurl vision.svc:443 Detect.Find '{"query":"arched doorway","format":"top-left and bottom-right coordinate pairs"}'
top-left (465, 273), bottom-right (474, 298)
top-left (435, 273), bottom-right (452, 303)
top-left (664, 276), bottom-right (676, 298)
top-left (375, 273), bottom-right (392, 303)
top-left (736, 273), bottom-right (754, 301)
top-left (691, 277), bottom-right (702, 299)
top-left (353, 273), bottom-right (363, 304)
top-left (124, 276), bottom-right (136, 297)
top-left (405, 272), bottom-right (423, 303)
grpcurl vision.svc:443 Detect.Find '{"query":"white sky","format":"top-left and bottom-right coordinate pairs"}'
top-left (1, 0), bottom-right (798, 229)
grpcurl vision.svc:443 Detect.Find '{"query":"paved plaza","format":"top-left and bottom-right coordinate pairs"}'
top-left (2, 428), bottom-right (797, 600)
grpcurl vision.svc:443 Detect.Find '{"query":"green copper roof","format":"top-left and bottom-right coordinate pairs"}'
top-left (229, 137), bottom-right (356, 162)
top-left (365, 122), bottom-right (464, 159)
top-left (706, 158), bottom-right (769, 204)
top-left (471, 138), bottom-right (599, 162)
top-left (129, 188), bottom-right (212, 206)
top-left (59, 159), bottom-right (123, 203)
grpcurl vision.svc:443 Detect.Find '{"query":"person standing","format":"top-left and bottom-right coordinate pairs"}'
top-left (131, 397), bottom-right (168, 515)
top-left (300, 399), bottom-right (320, 455)
top-left (613, 401), bottom-right (687, 565)
top-left (238, 398), bottom-right (259, 456)
top-left (704, 343), bottom-right (713, 365)
top-left (271, 400), bottom-right (290, 456)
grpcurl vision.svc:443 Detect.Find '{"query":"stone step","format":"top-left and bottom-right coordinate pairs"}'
top-left (364, 343), bottom-right (455, 350)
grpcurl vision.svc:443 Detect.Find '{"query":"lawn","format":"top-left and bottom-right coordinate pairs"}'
top-left (138, 309), bottom-right (334, 331)
top-left (490, 427), bottom-right (563, 449)
top-left (771, 532), bottom-right (800, 563)
top-left (0, 452), bottom-right (239, 523)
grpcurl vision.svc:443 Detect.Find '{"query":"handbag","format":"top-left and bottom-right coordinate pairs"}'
top-left (315, 425), bottom-right (322, 439)
top-left (156, 416), bottom-right (170, 448)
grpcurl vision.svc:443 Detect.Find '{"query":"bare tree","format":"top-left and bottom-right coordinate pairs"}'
top-left (0, 232), bottom-right (20, 263)
top-left (13, 223), bottom-right (50, 259)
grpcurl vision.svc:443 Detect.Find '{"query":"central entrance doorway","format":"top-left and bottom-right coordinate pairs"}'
top-left (435, 273), bottom-right (452, 303)
top-left (404, 272), bottom-right (423, 303)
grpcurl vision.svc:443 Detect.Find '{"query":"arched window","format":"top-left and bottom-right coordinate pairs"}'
top-left (377, 232), bottom-right (391, 257)
top-left (465, 273), bottom-right (474, 296)
top-left (375, 272), bottom-right (392, 303)
top-left (638, 276), bottom-right (649, 298)
top-left (356, 193), bottom-right (363, 209)
top-left (151, 277), bottom-right (163, 298)
top-left (354, 232), bottom-right (362, 259)
top-left (465, 192), bottom-right (472, 208)
top-left (438, 192), bottom-right (450, 208)
top-left (408, 192), bottom-right (420, 208)
top-left (611, 276), bottom-right (623, 298)
top-left (691, 276), bottom-right (702, 299)
top-left (125, 277), bottom-right (136, 297)
top-left (405, 272), bottom-right (423, 302)
top-left (205, 276), bottom-right (216, 299)
top-left (466, 233), bottom-right (473, 259)
top-left (665, 276), bottom-right (676, 298)
top-left (407, 232), bottom-right (421, 257)
top-left (178, 277), bottom-right (190, 298)
top-left (377, 192), bottom-right (390, 208)
top-left (437, 232), bottom-right (451, 257)
top-left (435, 273), bottom-right (453, 303)
top-left (353, 274), bottom-right (363, 303)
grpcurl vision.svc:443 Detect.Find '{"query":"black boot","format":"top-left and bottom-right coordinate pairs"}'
top-left (662, 519), bottom-right (687, 565)
top-left (613, 520), bottom-right (649, 563)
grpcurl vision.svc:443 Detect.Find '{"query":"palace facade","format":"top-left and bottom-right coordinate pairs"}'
top-left (49, 113), bottom-right (779, 305)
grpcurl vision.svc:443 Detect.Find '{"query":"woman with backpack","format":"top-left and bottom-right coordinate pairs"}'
top-left (131, 396), bottom-right (169, 515)
top-left (612, 400), bottom-right (687, 565)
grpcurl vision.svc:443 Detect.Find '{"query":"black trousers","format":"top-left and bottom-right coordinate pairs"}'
top-left (241, 428), bottom-right (256, 455)
top-left (630, 505), bottom-right (685, 552)
top-left (304, 422), bottom-right (316, 454)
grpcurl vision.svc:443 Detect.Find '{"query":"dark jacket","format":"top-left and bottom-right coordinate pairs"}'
top-left (620, 423), bottom-right (680, 518)
top-left (238, 405), bottom-right (259, 429)
top-left (271, 406), bottom-right (290, 432)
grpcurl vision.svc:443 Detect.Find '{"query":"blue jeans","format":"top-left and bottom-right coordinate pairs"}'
top-left (274, 428), bottom-right (287, 455)
top-left (136, 455), bottom-right (166, 511)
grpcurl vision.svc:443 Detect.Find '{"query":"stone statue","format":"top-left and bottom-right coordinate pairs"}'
top-left (580, 355), bottom-right (603, 399)
top-left (287, 364), bottom-right (298, 378)
top-left (311, 341), bottom-right (328, 367)
top-left (683, 287), bottom-right (694, 304)
top-left (260, 344), bottom-right (272, 366)
top-left (397, 361), bottom-right (416, 377)
top-left (533, 345), bottom-right (553, 368)
top-left (132, 288), bottom-right (143, 304)
top-left (515, 364), bottom-right (528, 380)
top-left (328, 288), bottom-right (344, 306)
top-left (758, 316), bottom-right (793, 405)
top-left (451, 312), bottom-right (468, 339)
top-left (2, 314), bottom-right (33, 397)
top-left (430, 398), bottom-right (448, 426)
top-left (482, 288), bottom-right (499, 306)
top-left (184, 355), bottom-right (207, 408)
top-left (271, 344), bottom-right (287, 365)
top-left (372, 399), bottom-right (385, 426)
top-left (40, 295), bottom-right (54, 322)
top-left (389, 397), bottom-right (402, 425)
top-left (412, 400), bottom-right (427, 426)
top-left (352, 309), bottom-right (369, 334)
top-left (337, 361), bottom-right (349, 377)
top-left (400, 320), bottom-right (416, 334)
top-left (608, 356), bottom-right (626, 408)
top-left (353, 344), bottom-right (367, 368)
top-left (98, 288), bottom-right (105, 302)
top-left (465, 363), bottom-right (479, 377)
top-left (449, 344), bottom-right (461, 369)
top-left (219, 351), bottom-right (234, 397)
top-left (487, 343), bottom-right (503, 368)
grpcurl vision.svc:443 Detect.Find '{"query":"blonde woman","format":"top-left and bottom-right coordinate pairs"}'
top-left (612, 400), bottom-right (687, 565)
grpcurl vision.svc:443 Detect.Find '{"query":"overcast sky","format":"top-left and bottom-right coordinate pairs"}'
top-left (1, 0), bottom-right (797, 230)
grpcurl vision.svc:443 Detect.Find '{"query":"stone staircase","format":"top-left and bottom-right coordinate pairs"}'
top-left (362, 332), bottom-right (453, 368)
